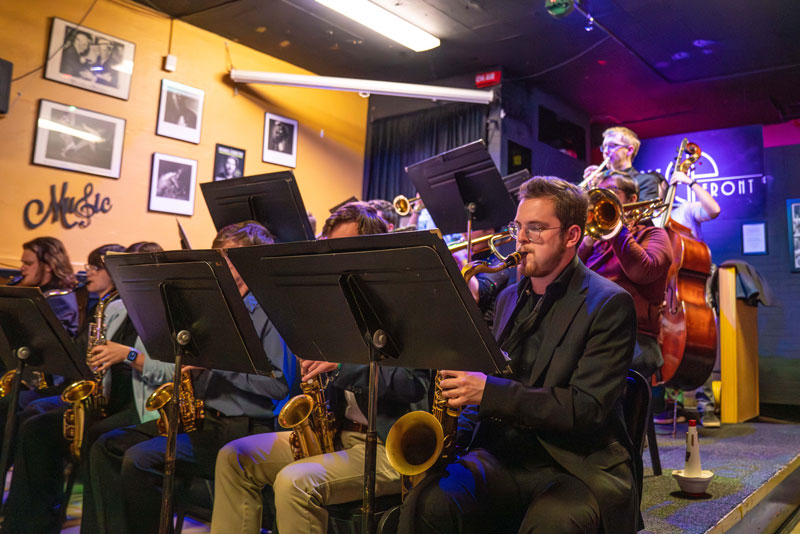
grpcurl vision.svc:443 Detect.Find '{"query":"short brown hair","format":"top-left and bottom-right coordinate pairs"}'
top-left (518, 176), bottom-right (588, 236)
top-left (126, 242), bottom-right (164, 253)
top-left (22, 237), bottom-right (76, 289)
top-left (368, 199), bottom-right (399, 229)
top-left (322, 202), bottom-right (388, 238)
top-left (212, 221), bottom-right (276, 249)
top-left (603, 173), bottom-right (638, 200)
top-left (87, 244), bottom-right (125, 269)
top-left (602, 126), bottom-right (641, 158)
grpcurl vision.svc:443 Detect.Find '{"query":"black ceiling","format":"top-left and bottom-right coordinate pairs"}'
top-left (137, 0), bottom-right (800, 139)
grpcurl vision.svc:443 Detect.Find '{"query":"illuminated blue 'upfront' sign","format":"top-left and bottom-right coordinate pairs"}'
top-left (636, 125), bottom-right (765, 220)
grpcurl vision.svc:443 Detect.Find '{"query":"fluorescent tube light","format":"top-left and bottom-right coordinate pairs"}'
top-left (315, 0), bottom-right (440, 52)
top-left (229, 70), bottom-right (494, 104)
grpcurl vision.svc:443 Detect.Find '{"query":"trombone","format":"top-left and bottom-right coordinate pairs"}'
top-left (447, 230), bottom-right (514, 261)
top-left (585, 188), bottom-right (667, 239)
top-left (578, 158), bottom-right (610, 190)
top-left (392, 195), bottom-right (423, 216)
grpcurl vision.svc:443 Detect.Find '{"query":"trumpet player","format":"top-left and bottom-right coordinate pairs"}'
top-left (398, 176), bottom-right (640, 534)
top-left (89, 222), bottom-right (291, 534)
top-left (211, 203), bottom-right (431, 534)
top-left (578, 174), bottom-right (672, 379)
top-left (583, 126), bottom-right (665, 201)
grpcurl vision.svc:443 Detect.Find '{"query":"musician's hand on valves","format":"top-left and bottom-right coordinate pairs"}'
top-left (439, 370), bottom-right (487, 408)
top-left (88, 341), bottom-right (130, 372)
top-left (301, 359), bottom-right (339, 382)
top-left (583, 165), bottom-right (600, 180)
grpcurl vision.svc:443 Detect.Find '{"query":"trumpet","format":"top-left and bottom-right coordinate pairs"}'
top-left (392, 195), bottom-right (423, 216)
top-left (578, 158), bottom-right (610, 190)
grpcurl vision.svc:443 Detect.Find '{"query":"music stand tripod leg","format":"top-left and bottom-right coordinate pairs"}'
top-left (0, 348), bottom-right (30, 511)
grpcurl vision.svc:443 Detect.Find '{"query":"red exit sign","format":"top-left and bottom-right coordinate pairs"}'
top-left (475, 70), bottom-right (501, 88)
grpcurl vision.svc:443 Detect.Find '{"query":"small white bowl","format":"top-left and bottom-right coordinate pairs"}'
top-left (672, 469), bottom-right (714, 495)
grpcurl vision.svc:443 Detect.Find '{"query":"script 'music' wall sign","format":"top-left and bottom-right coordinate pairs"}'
top-left (23, 182), bottom-right (112, 229)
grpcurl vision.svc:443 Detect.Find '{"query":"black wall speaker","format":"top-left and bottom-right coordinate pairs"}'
top-left (0, 58), bottom-right (12, 114)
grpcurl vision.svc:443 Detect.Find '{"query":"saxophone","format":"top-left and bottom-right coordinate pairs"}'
top-left (278, 373), bottom-right (336, 460)
top-left (145, 369), bottom-right (205, 436)
top-left (385, 252), bottom-right (524, 491)
top-left (61, 290), bottom-right (118, 459)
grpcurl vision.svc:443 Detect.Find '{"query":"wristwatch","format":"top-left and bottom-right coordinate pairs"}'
top-left (689, 179), bottom-right (698, 188)
top-left (125, 349), bottom-right (139, 363)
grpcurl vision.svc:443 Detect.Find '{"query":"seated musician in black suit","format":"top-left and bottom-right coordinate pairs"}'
top-left (398, 176), bottom-right (641, 534)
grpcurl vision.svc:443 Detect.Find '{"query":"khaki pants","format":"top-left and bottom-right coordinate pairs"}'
top-left (211, 430), bottom-right (401, 534)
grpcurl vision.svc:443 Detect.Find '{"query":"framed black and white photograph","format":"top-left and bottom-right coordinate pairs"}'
top-left (32, 99), bottom-right (125, 179)
top-left (148, 153), bottom-right (197, 216)
top-left (213, 144), bottom-right (245, 181)
top-left (156, 79), bottom-right (204, 144)
top-left (787, 199), bottom-right (800, 272)
top-left (44, 18), bottom-right (135, 100)
top-left (263, 112), bottom-right (297, 168)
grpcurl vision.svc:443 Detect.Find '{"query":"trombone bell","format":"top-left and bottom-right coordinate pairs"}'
top-left (392, 195), bottom-right (421, 216)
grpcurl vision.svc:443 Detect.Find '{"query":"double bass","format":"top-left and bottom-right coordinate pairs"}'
top-left (657, 140), bottom-right (717, 390)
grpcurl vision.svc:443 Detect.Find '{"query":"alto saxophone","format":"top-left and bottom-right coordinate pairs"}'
top-left (61, 290), bottom-right (118, 459)
top-left (146, 369), bottom-right (205, 436)
top-left (278, 373), bottom-right (336, 460)
top-left (385, 252), bottom-right (524, 494)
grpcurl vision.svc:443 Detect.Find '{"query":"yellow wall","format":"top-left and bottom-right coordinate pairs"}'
top-left (0, 0), bottom-right (367, 269)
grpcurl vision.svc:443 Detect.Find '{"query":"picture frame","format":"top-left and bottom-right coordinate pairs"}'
top-left (148, 153), bottom-right (197, 216)
top-left (32, 99), bottom-right (126, 179)
top-left (213, 144), bottom-right (246, 181)
top-left (44, 17), bottom-right (135, 100)
top-left (156, 79), bottom-right (204, 144)
top-left (741, 221), bottom-right (768, 256)
top-left (787, 199), bottom-right (800, 272)
top-left (263, 112), bottom-right (297, 168)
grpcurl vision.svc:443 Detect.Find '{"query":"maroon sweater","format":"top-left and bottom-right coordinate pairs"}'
top-left (578, 224), bottom-right (673, 338)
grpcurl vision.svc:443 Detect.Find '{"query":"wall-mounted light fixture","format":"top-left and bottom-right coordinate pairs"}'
top-left (229, 70), bottom-right (495, 104)
top-left (315, 0), bottom-right (440, 52)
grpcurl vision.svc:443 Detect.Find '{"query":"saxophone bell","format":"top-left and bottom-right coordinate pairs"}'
top-left (385, 411), bottom-right (443, 476)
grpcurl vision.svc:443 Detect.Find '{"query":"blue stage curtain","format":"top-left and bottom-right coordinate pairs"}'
top-left (363, 103), bottom-right (487, 202)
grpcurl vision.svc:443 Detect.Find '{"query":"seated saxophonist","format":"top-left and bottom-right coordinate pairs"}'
top-left (1, 243), bottom-right (144, 534)
top-left (398, 177), bottom-right (641, 534)
top-left (89, 222), bottom-right (291, 534)
top-left (210, 202), bottom-right (432, 534)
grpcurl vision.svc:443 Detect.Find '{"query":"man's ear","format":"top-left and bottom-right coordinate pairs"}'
top-left (630, 193), bottom-right (638, 204)
top-left (566, 225), bottom-right (583, 248)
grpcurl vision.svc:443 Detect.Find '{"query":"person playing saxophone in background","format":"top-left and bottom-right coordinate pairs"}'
top-left (1, 243), bottom-right (141, 534)
top-left (89, 222), bottom-right (291, 534)
top-left (398, 177), bottom-right (640, 534)
top-left (211, 203), bottom-right (431, 534)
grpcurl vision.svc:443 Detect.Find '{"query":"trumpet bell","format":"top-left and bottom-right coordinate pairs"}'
top-left (61, 380), bottom-right (96, 403)
top-left (385, 411), bottom-right (444, 476)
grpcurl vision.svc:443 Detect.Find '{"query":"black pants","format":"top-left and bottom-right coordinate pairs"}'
top-left (1, 397), bottom-right (137, 534)
top-left (87, 413), bottom-right (272, 534)
top-left (398, 448), bottom-right (601, 534)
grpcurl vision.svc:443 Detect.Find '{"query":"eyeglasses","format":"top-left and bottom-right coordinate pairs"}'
top-left (84, 264), bottom-right (102, 273)
top-left (508, 221), bottom-right (563, 242)
top-left (601, 142), bottom-right (628, 153)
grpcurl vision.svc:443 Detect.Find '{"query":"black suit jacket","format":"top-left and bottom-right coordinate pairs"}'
top-left (466, 257), bottom-right (640, 534)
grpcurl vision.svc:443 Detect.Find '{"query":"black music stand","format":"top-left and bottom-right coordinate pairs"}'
top-left (503, 168), bottom-right (531, 200)
top-left (406, 140), bottom-right (516, 260)
top-left (0, 287), bottom-right (87, 499)
top-left (200, 170), bottom-right (315, 243)
top-left (228, 230), bottom-right (511, 534)
top-left (329, 196), bottom-right (359, 213)
top-left (104, 250), bottom-right (276, 534)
